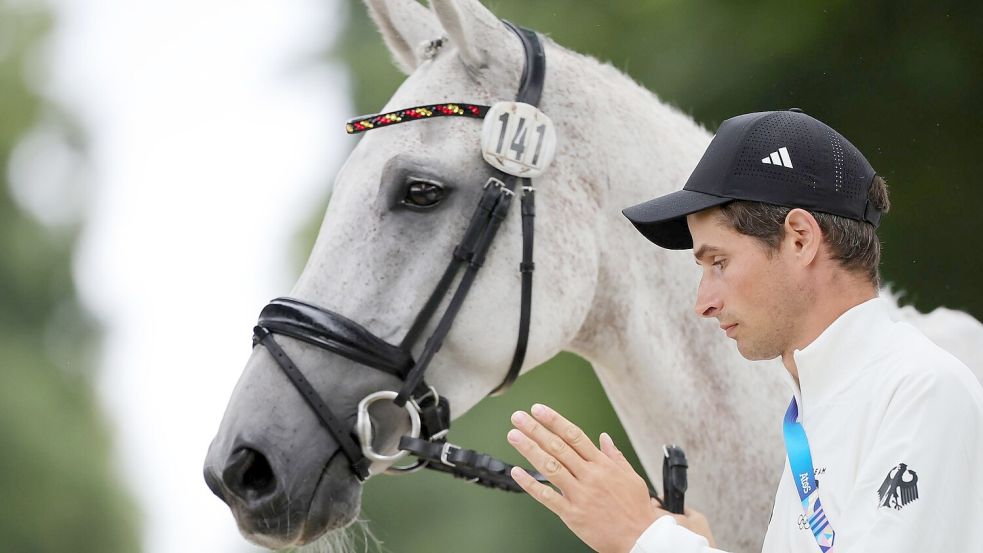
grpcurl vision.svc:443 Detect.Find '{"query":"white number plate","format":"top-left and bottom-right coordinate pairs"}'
top-left (480, 101), bottom-right (556, 178)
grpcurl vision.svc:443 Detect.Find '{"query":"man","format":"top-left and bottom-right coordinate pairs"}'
top-left (507, 109), bottom-right (983, 552)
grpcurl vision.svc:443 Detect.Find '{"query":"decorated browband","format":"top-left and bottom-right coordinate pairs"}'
top-left (345, 103), bottom-right (490, 134)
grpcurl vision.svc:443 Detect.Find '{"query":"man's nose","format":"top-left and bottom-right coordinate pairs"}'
top-left (694, 278), bottom-right (721, 318)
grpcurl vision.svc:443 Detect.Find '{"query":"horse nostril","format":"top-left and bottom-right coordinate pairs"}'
top-left (204, 466), bottom-right (226, 502)
top-left (222, 447), bottom-right (277, 501)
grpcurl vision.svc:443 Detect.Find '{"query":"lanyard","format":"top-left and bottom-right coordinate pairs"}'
top-left (783, 398), bottom-right (836, 552)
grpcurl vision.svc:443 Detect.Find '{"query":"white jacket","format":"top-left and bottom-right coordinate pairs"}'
top-left (632, 297), bottom-right (983, 553)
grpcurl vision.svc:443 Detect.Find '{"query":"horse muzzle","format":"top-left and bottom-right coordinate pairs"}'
top-left (204, 436), bottom-right (362, 547)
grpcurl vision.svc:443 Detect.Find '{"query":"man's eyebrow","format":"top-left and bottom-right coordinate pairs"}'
top-left (693, 244), bottom-right (721, 261)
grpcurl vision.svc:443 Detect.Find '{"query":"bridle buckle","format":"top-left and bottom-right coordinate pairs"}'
top-left (439, 442), bottom-right (457, 467)
top-left (483, 177), bottom-right (514, 196)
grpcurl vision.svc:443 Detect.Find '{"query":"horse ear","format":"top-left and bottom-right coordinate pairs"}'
top-left (364, 0), bottom-right (442, 74)
top-left (429, 0), bottom-right (507, 72)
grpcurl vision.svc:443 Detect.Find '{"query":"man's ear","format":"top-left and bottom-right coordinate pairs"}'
top-left (784, 208), bottom-right (822, 266)
top-left (364, 0), bottom-right (442, 75)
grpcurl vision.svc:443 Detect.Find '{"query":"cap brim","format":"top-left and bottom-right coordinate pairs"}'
top-left (622, 189), bottom-right (733, 250)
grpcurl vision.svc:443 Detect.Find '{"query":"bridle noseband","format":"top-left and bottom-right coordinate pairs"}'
top-left (251, 21), bottom-right (549, 491)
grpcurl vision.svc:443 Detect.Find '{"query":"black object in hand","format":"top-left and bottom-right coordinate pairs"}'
top-left (662, 445), bottom-right (688, 514)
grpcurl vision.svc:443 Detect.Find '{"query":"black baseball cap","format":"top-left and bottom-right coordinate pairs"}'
top-left (622, 109), bottom-right (880, 250)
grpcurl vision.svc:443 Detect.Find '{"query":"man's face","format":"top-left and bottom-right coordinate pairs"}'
top-left (687, 208), bottom-right (807, 360)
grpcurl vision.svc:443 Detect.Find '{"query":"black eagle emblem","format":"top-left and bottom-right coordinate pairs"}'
top-left (876, 463), bottom-right (919, 510)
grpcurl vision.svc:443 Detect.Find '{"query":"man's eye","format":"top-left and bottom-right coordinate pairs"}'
top-left (401, 180), bottom-right (445, 209)
top-left (712, 259), bottom-right (726, 268)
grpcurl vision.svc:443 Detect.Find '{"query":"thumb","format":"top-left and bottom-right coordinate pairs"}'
top-left (600, 432), bottom-right (633, 471)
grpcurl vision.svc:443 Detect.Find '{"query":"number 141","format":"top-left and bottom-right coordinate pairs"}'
top-left (495, 112), bottom-right (548, 166)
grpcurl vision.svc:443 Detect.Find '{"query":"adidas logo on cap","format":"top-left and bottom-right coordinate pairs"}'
top-left (762, 146), bottom-right (793, 168)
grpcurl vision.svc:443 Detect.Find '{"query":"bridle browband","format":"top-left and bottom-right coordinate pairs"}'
top-left (251, 21), bottom-right (548, 491)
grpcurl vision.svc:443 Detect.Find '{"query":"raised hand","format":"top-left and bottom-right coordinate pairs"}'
top-left (507, 403), bottom-right (662, 553)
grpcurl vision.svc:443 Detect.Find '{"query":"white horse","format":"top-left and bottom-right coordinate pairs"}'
top-left (204, 0), bottom-right (983, 550)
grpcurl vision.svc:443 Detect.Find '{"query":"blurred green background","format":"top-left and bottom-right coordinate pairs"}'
top-left (1, 2), bottom-right (141, 552)
top-left (1, 0), bottom-right (980, 552)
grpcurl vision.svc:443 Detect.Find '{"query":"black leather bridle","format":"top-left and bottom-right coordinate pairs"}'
top-left (251, 21), bottom-right (549, 491)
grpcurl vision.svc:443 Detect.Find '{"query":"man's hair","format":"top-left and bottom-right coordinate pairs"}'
top-left (718, 176), bottom-right (891, 286)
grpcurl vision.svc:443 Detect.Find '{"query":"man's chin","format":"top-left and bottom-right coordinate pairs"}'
top-left (735, 341), bottom-right (781, 361)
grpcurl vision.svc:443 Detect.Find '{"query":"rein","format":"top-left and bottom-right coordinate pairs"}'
top-left (251, 20), bottom-right (549, 492)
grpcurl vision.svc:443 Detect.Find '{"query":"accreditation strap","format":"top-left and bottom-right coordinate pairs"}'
top-left (783, 398), bottom-right (836, 552)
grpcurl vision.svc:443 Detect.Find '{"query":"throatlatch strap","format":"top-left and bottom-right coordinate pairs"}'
top-left (254, 326), bottom-right (371, 479)
top-left (491, 180), bottom-right (535, 396)
top-left (486, 20), bottom-right (545, 396)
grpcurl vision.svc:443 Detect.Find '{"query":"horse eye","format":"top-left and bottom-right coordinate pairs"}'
top-left (401, 180), bottom-right (445, 209)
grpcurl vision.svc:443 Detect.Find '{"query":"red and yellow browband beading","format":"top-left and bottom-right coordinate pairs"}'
top-left (346, 103), bottom-right (490, 134)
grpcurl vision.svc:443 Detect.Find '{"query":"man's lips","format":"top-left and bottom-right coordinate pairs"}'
top-left (720, 323), bottom-right (737, 338)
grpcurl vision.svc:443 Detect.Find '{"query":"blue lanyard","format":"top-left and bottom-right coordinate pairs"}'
top-left (783, 398), bottom-right (836, 552)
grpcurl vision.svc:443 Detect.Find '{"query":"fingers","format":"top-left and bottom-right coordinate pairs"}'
top-left (599, 432), bottom-right (634, 473)
top-left (507, 428), bottom-right (577, 488)
top-left (527, 404), bottom-right (604, 463)
top-left (510, 409), bottom-right (590, 476)
top-left (510, 465), bottom-right (569, 515)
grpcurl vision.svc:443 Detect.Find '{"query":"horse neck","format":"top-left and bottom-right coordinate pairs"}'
top-left (543, 44), bottom-right (787, 477)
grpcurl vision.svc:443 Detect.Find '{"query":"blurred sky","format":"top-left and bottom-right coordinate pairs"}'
top-left (31, 0), bottom-right (349, 551)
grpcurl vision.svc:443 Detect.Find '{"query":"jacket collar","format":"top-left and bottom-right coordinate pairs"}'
top-left (783, 296), bottom-right (894, 417)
